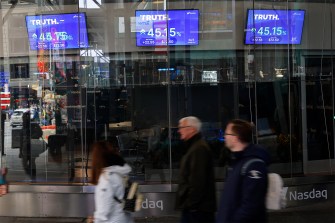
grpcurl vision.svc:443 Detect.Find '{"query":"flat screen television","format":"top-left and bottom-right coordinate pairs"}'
top-left (25, 12), bottom-right (89, 50)
top-left (244, 9), bottom-right (305, 45)
top-left (136, 9), bottom-right (199, 46)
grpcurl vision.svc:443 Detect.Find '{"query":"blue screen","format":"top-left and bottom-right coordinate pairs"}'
top-left (136, 10), bottom-right (199, 46)
top-left (245, 9), bottom-right (305, 44)
top-left (25, 13), bottom-right (89, 50)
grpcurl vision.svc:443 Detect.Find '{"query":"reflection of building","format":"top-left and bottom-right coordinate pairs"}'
top-left (0, 0), bottom-right (335, 219)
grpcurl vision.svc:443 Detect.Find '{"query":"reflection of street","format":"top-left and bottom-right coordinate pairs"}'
top-left (2, 121), bottom-right (69, 182)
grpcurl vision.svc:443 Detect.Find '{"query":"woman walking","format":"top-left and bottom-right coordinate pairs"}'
top-left (91, 141), bottom-right (133, 223)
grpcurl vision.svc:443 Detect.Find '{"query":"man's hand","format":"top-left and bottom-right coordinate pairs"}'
top-left (86, 216), bottom-right (94, 223)
top-left (0, 167), bottom-right (8, 196)
top-left (0, 184), bottom-right (8, 196)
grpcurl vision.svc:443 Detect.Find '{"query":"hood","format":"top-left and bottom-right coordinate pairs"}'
top-left (242, 144), bottom-right (271, 165)
top-left (103, 163), bottom-right (132, 176)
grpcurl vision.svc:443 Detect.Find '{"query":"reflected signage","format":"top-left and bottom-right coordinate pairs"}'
top-left (136, 10), bottom-right (199, 46)
top-left (25, 13), bottom-right (89, 50)
top-left (202, 71), bottom-right (218, 83)
top-left (245, 9), bottom-right (305, 44)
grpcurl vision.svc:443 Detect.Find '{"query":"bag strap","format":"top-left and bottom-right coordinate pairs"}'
top-left (241, 158), bottom-right (265, 175)
top-left (114, 196), bottom-right (123, 203)
top-left (106, 172), bottom-right (127, 203)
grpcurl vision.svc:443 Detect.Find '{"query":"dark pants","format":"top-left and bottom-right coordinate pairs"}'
top-left (180, 210), bottom-right (215, 223)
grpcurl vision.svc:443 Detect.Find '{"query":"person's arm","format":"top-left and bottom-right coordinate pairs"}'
top-left (231, 161), bottom-right (267, 222)
top-left (186, 145), bottom-right (212, 210)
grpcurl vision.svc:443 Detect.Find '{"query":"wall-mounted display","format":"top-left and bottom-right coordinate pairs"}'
top-left (244, 9), bottom-right (305, 44)
top-left (25, 13), bottom-right (89, 50)
top-left (136, 9), bottom-right (199, 46)
top-left (202, 71), bottom-right (218, 83)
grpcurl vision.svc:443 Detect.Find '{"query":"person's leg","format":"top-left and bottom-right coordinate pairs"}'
top-left (180, 210), bottom-right (191, 223)
top-left (30, 157), bottom-right (37, 180)
top-left (201, 211), bottom-right (215, 223)
top-left (189, 211), bottom-right (215, 223)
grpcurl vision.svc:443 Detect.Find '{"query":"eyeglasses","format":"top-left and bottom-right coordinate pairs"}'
top-left (224, 133), bottom-right (237, 136)
top-left (178, 126), bottom-right (192, 129)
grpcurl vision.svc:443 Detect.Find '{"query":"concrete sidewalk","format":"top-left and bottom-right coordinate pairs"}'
top-left (0, 201), bottom-right (334, 223)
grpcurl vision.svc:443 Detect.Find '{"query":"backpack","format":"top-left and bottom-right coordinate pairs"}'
top-left (30, 123), bottom-right (43, 139)
top-left (114, 176), bottom-right (143, 212)
top-left (241, 158), bottom-right (286, 210)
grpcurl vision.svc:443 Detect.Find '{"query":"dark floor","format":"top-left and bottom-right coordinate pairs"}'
top-left (0, 201), bottom-right (334, 223)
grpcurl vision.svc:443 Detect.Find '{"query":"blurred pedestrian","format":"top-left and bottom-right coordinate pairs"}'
top-left (91, 141), bottom-right (134, 223)
top-left (216, 119), bottom-right (270, 223)
top-left (175, 116), bottom-right (216, 223)
top-left (20, 111), bottom-right (36, 180)
top-left (0, 167), bottom-right (8, 196)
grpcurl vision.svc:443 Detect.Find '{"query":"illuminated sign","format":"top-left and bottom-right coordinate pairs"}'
top-left (136, 10), bottom-right (199, 46)
top-left (25, 13), bottom-right (89, 50)
top-left (202, 71), bottom-right (218, 83)
top-left (245, 9), bottom-right (305, 44)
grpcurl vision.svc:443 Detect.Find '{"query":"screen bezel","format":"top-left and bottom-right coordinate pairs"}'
top-left (25, 12), bottom-right (89, 50)
top-left (244, 9), bottom-right (306, 45)
top-left (135, 9), bottom-right (200, 47)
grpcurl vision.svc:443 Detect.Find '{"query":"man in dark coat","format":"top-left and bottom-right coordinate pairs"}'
top-left (175, 116), bottom-right (216, 223)
top-left (216, 119), bottom-right (270, 223)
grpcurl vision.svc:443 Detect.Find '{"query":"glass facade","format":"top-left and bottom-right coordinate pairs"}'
top-left (0, 0), bottom-right (334, 185)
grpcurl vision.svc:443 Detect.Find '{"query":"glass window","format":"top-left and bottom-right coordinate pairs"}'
top-left (0, 0), bottom-right (334, 186)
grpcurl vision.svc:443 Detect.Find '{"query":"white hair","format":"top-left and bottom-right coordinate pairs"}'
top-left (179, 116), bottom-right (202, 132)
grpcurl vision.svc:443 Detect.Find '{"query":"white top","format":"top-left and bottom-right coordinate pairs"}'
top-left (94, 164), bottom-right (134, 223)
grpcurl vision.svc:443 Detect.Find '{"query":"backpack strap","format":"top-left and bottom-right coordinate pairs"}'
top-left (241, 158), bottom-right (265, 175)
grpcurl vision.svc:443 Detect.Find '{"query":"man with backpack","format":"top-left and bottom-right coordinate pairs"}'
top-left (216, 119), bottom-right (270, 223)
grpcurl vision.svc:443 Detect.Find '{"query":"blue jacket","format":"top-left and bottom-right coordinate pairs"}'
top-left (216, 144), bottom-right (270, 223)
